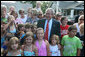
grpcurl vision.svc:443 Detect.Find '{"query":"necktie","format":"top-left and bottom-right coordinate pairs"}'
top-left (45, 21), bottom-right (49, 41)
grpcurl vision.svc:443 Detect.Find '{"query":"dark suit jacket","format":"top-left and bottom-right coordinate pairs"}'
top-left (37, 19), bottom-right (61, 42)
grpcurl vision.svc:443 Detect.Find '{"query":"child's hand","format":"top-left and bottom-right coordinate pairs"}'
top-left (58, 44), bottom-right (61, 50)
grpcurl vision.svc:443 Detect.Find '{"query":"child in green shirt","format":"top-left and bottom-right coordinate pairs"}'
top-left (1, 10), bottom-right (7, 23)
top-left (61, 25), bottom-right (82, 56)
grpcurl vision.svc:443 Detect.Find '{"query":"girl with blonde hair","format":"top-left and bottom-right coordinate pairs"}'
top-left (7, 37), bottom-right (22, 56)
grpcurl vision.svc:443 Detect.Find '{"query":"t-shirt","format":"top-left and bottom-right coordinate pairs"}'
top-left (1, 18), bottom-right (7, 23)
top-left (50, 44), bottom-right (61, 56)
top-left (60, 25), bottom-right (69, 38)
top-left (19, 15), bottom-right (27, 24)
top-left (14, 18), bottom-right (23, 24)
top-left (74, 23), bottom-right (80, 33)
top-left (61, 35), bottom-right (82, 56)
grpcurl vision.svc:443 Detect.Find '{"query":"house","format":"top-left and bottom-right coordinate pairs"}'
top-left (51, 1), bottom-right (84, 19)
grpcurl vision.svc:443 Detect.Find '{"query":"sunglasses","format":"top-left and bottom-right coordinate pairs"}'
top-left (80, 19), bottom-right (84, 20)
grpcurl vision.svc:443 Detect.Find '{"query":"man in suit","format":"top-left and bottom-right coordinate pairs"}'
top-left (37, 8), bottom-right (61, 42)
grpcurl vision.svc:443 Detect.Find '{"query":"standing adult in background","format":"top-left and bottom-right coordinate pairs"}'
top-left (73, 15), bottom-right (84, 33)
top-left (26, 9), bottom-right (39, 25)
top-left (1, 10), bottom-right (7, 23)
top-left (76, 23), bottom-right (84, 56)
top-left (60, 16), bottom-right (69, 39)
top-left (27, 7), bottom-right (32, 18)
top-left (10, 11), bottom-right (23, 24)
top-left (19, 9), bottom-right (27, 24)
top-left (1, 5), bottom-right (8, 19)
top-left (55, 13), bottom-right (62, 25)
top-left (37, 8), bottom-right (61, 42)
top-left (36, 1), bottom-right (42, 12)
top-left (8, 6), bottom-right (15, 16)
top-left (74, 11), bottom-right (84, 23)
top-left (37, 10), bottom-right (44, 20)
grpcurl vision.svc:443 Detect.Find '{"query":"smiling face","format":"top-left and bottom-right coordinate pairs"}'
top-left (25, 36), bottom-right (33, 45)
top-left (37, 28), bottom-right (44, 40)
top-left (51, 35), bottom-right (59, 45)
top-left (46, 10), bottom-right (52, 20)
top-left (10, 37), bottom-right (19, 50)
top-left (68, 30), bottom-right (77, 37)
top-left (78, 15), bottom-right (84, 24)
top-left (51, 37), bottom-right (57, 45)
top-left (11, 41), bottom-right (19, 50)
top-left (62, 18), bottom-right (68, 26)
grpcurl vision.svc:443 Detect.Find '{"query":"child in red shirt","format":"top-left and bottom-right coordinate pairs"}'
top-left (60, 16), bottom-right (69, 39)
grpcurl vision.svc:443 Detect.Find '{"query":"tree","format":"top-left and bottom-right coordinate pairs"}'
top-left (29, 1), bottom-right (36, 8)
top-left (41, 2), bottom-right (48, 14)
top-left (41, 1), bottom-right (53, 14)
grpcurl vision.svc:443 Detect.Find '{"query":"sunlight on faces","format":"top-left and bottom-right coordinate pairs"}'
top-left (11, 42), bottom-right (18, 50)
top-left (51, 37), bottom-right (57, 45)
top-left (45, 8), bottom-right (54, 20)
top-left (10, 40), bottom-right (19, 50)
top-left (37, 28), bottom-right (44, 40)
top-left (9, 37), bottom-right (19, 50)
top-left (46, 11), bottom-right (52, 20)
top-left (78, 15), bottom-right (84, 24)
top-left (25, 36), bottom-right (33, 45)
top-left (51, 35), bottom-right (59, 45)
top-left (62, 18), bottom-right (68, 25)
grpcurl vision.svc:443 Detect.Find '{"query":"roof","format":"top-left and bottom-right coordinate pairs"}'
top-left (1, 1), bottom-right (33, 14)
top-left (52, 1), bottom-right (84, 9)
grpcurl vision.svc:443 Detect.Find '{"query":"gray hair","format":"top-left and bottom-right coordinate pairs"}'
top-left (45, 8), bottom-right (55, 15)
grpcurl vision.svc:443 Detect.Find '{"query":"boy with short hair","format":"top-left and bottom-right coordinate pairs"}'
top-left (61, 25), bottom-right (82, 56)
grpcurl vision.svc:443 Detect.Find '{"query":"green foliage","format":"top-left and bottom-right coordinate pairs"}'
top-left (41, 1), bottom-right (53, 14)
top-left (20, 1), bottom-right (53, 14)
top-left (29, 1), bottom-right (36, 8)
top-left (41, 2), bottom-right (48, 14)
top-left (20, 1), bottom-right (36, 8)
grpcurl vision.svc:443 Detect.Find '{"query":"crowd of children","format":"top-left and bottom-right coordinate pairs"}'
top-left (1, 3), bottom-right (84, 56)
